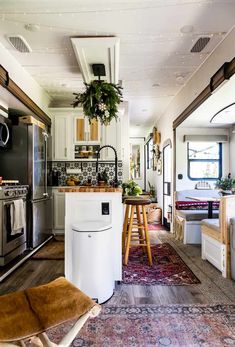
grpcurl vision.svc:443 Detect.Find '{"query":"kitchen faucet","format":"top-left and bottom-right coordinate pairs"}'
top-left (96, 145), bottom-right (119, 187)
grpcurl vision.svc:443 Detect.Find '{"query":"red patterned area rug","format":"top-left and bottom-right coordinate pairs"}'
top-left (123, 243), bottom-right (200, 285)
top-left (47, 304), bottom-right (235, 347)
top-left (148, 223), bottom-right (166, 230)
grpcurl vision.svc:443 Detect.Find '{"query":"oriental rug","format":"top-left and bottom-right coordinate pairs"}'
top-left (47, 304), bottom-right (235, 347)
top-left (123, 243), bottom-right (200, 285)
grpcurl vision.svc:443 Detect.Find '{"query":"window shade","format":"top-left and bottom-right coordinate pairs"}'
top-left (183, 135), bottom-right (228, 143)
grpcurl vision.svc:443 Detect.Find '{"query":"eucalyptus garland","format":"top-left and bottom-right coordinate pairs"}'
top-left (72, 80), bottom-right (123, 125)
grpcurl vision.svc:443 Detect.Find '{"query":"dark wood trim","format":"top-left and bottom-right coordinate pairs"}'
top-left (173, 85), bottom-right (211, 129)
top-left (225, 56), bottom-right (235, 79)
top-left (173, 56), bottom-right (235, 129)
top-left (0, 65), bottom-right (51, 126)
top-left (0, 65), bottom-right (9, 87)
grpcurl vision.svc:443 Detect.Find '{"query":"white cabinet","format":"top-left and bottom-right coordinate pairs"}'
top-left (74, 116), bottom-right (101, 144)
top-left (53, 115), bottom-right (73, 160)
top-left (51, 107), bottom-right (129, 166)
top-left (53, 190), bottom-right (65, 232)
top-left (101, 118), bottom-right (121, 160)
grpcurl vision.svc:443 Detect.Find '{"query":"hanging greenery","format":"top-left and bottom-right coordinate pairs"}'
top-left (72, 80), bottom-right (123, 125)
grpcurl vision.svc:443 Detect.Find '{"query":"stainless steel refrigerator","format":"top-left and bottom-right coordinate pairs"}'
top-left (0, 121), bottom-right (53, 248)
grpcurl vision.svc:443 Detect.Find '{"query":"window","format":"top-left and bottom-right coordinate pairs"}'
top-left (187, 142), bottom-right (222, 180)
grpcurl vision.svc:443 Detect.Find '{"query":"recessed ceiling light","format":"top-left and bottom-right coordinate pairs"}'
top-left (142, 109), bottom-right (148, 112)
top-left (176, 75), bottom-right (185, 85)
top-left (24, 23), bottom-right (40, 32)
top-left (152, 83), bottom-right (160, 87)
top-left (180, 25), bottom-right (194, 34)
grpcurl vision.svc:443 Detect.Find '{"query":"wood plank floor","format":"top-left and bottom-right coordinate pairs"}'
top-left (0, 230), bottom-right (235, 305)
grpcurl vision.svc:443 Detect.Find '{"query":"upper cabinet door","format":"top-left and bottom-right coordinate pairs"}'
top-left (102, 118), bottom-right (121, 160)
top-left (89, 119), bottom-right (99, 142)
top-left (54, 115), bottom-right (70, 160)
top-left (74, 116), bottom-right (101, 144)
top-left (53, 115), bottom-right (73, 160)
top-left (75, 117), bottom-right (86, 142)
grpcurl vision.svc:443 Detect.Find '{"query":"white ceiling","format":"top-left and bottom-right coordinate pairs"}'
top-left (0, 0), bottom-right (235, 127)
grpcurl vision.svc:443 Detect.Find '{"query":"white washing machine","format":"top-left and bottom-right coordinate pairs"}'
top-left (71, 221), bottom-right (114, 303)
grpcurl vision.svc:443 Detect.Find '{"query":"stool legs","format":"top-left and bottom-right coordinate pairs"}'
top-left (124, 205), bottom-right (135, 265)
top-left (123, 203), bottom-right (153, 266)
top-left (136, 205), bottom-right (146, 252)
top-left (142, 205), bottom-right (153, 266)
top-left (122, 204), bottom-right (130, 253)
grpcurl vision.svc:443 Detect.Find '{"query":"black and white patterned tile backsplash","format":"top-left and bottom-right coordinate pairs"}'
top-left (51, 161), bottom-right (123, 186)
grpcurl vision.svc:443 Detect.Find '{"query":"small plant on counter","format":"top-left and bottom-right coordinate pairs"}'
top-left (97, 169), bottom-right (109, 185)
top-left (122, 180), bottom-right (142, 196)
top-left (215, 173), bottom-right (235, 194)
top-left (72, 80), bottom-right (123, 125)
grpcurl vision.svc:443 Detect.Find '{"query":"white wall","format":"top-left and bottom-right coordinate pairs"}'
top-left (229, 128), bottom-right (235, 177)
top-left (175, 127), bottom-right (230, 190)
top-left (0, 43), bottom-right (51, 115)
top-left (153, 27), bottom-right (235, 210)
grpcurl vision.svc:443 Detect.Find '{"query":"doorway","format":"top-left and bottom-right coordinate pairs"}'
top-left (163, 140), bottom-right (172, 230)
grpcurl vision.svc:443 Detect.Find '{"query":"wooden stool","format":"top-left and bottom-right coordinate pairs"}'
top-left (122, 198), bottom-right (153, 266)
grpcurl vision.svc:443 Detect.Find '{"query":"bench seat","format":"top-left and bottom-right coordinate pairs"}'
top-left (177, 210), bottom-right (219, 221)
top-left (201, 219), bottom-right (221, 242)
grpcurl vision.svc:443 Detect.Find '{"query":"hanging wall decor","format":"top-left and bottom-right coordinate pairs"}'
top-left (72, 80), bottom-right (123, 125)
top-left (153, 126), bottom-right (161, 145)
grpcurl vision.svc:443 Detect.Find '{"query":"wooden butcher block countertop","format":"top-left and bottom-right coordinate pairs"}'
top-left (58, 186), bottom-right (123, 193)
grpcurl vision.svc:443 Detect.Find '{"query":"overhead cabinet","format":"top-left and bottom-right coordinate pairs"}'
top-left (102, 118), bottom-right (121, 160)
top-left (53, 115), bottom-right (73, 160)
top-left (52, 110), bottom-right (125, 161)
top-left (74, 116), bottom-right (101, 143)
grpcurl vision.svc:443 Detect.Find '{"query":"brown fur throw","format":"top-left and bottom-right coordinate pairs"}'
top-left (0, 277), bottom-right (97, 342)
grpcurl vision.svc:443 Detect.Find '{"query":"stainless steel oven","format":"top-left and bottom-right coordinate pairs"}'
top-left (0, 185), bottom-right (28, 266)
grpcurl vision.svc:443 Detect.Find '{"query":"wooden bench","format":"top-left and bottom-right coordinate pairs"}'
top-left (201, 195), bottom-right (235, 278)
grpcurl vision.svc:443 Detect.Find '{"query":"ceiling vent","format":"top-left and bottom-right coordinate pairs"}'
top-left (7, 35), bottom-right (32, 53)
top-left (191, 37), bottom-right (210, 53)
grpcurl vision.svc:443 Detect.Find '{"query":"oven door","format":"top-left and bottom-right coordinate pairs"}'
top-left (0, 198), bottom-right (27, 256)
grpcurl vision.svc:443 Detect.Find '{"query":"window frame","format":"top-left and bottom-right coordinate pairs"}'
top-left (146, 137), bottom-right (153, 170)
top-left (187, 142), bottom-right (222, 181)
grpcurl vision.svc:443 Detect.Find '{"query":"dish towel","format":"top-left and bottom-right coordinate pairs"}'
top-left (10, 199), bottom-right (26, 235)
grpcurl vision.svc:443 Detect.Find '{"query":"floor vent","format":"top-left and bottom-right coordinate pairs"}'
top-left (7, 35), bottom-right (32, 53)
top-left (191, 37), bottom-right (210, 53)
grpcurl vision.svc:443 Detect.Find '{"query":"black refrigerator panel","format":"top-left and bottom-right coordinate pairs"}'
top-left (0, 123), bottom-right (28, 183)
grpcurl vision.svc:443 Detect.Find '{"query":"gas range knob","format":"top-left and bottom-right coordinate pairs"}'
top-left (8, 190), bottom-right (15, 197)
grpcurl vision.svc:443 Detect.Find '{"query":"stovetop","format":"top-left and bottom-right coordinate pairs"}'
top-left (0, 184), bottom-right (29, 199)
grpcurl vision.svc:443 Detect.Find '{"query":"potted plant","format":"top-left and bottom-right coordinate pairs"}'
top-left (122, 180), bottom-right (142, 196)
top-left (148, 181), bottom-right (157, 200)
top-left (97, 169), bottom-right (109, 186)
top-left (72, 80), bottom-right (123, 125)
top-left (215, 173), bottom-right (235, 195)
